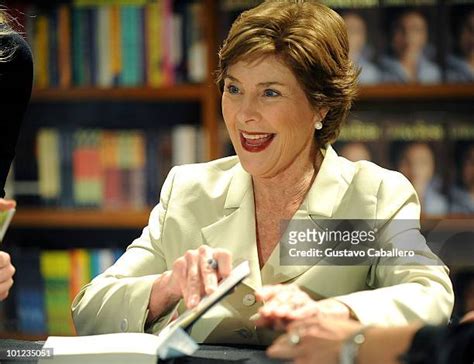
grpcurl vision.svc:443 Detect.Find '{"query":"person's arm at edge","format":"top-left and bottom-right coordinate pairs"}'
top-left (357, 324), bottom-right (421, 364)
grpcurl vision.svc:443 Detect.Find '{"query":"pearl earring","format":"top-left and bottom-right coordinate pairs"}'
top-left (315, 121), bottom-right (323, 130)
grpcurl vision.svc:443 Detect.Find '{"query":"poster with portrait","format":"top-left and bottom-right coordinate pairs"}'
top-left (334, 111), bottom-right (385, 165)
top-left (445, 3), bottom-right (474, 83)
top-left (447, 118), bottom-right (474, 214)
top-left (325, 0), bottom-right (382, 84)
top-left (386, 113), bottom-right (448, 216)
top-left (379, 3), bottom-right (442, 84)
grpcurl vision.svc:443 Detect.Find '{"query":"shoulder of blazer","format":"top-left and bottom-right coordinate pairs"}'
top-left (166, 156), bottom-right (244, 202)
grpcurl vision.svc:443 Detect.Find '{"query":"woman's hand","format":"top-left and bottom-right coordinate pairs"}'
top-left (0, 251), bottom-right (15, 301)
top-left (266, 316), bottom-right (364, 364)
top-left (147, 245), bottom-right (232, 323)
top-left (254, 284), bottom-right (353, 330)
top-left (0, 198), bottom-right (16, 211)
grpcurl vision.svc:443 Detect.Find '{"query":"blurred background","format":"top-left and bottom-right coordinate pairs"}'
top-left (0, 0), bottom-right (473, 339)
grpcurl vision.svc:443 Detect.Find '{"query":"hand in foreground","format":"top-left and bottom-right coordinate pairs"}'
top-left (460, 310), bottom-right (474, 324)
top-left (148, 245), bottom-right (232, 323)
top-left (0, 251), bottom-right (15, 301)
top-left (266, 316), bottom-right (364, 364)
top-left (254, 284), bottom-right (353, 330)
top-left (0, 199), bottom-right (16, 211)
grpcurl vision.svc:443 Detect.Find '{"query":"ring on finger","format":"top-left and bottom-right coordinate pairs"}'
top-left (207, 258), bottom-right (218, 270)
top-left (288, 332), bottom-right (301, 346)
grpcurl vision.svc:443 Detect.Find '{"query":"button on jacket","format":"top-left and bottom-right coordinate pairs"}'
top-left (72, 145), bottom-right (454, 344)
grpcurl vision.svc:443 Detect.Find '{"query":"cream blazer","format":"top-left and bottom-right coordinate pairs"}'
top-left (72, 145), bottom-right (454, 345)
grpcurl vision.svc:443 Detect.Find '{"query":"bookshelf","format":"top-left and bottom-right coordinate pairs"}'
top-left (31, 84), bottom-right (207, 102)
top-left (11, 209), bottom-right (150, 228)
top-left (9, 209), bottom-right (474, 230)
top-left (357, 84), bottom-right (474, 101)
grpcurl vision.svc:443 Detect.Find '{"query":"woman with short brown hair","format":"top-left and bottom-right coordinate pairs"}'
top-left (73, 0), bottom-right (453, 345)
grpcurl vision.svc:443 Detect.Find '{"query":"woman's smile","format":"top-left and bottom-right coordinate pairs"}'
top-left (240, 130), bottom-right (276, 152)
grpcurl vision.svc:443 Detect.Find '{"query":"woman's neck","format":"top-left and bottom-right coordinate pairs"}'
top-left (252, 144), bottom-right (322, 210)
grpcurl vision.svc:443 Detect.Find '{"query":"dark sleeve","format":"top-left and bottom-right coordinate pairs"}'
top-left (401, 323), bottom-right (474, 364)
top-left (0, 32), bottom-right (33, 197)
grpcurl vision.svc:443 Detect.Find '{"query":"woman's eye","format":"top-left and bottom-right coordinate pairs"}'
top-left (263, 89), bottom-right (280, 97)
top-left (226, 85), bottom-right (240, 94)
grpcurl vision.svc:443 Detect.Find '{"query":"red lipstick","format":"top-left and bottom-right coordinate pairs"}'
top-left (239, 131), bottom-right (275, 153)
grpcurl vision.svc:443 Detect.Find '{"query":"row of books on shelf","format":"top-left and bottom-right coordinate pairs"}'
top-left (0, 247), bottom-right (123, 335)
top-left (9, 0), bottom-right (206, 89)
top-left (221, 1), bottom-right (474, 84)
top-left (9, 125), bottom-right (204, 208)
top-left (330, 114), bottom-right (474, 215)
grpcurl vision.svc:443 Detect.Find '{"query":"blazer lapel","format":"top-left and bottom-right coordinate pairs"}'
top-left (261, 145), bottom-right (356, 285)
top-left (201, 163), bottom-right (263, 291)
top-left (201, 146), bottom-right (356, 289)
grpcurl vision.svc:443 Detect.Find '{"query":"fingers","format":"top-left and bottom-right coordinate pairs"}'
top-left (460, 311), bottom-right (474, 324)
top-left (0, 253), bottom-right (15, 302)
top-left (255, 284), bottom-right (317, 329)
top-left (172, 246), bottom-right (233, 309)
top-left (0, 277), bottom-right (14, 301)
top-left (0, 251), bottom-right (11, 268)
top-left (266, 332), bottom-right (302, 360)
top-left (213, 248), bottom-right (232, 279)
top-left (199, 246), bottom-right (218, 295)
top-left (185, 250), bottom-right (202, 308)
top-left (0, 199), bottom-right (16, 211)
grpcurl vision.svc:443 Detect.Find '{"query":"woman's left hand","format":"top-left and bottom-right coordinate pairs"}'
top-left (266, 316), bottom-right (364, 364)
top-left (254, 284), bottom-right (353, 330)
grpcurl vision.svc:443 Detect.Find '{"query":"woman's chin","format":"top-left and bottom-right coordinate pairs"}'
top-left (238, 159), bottom-right (277, 179)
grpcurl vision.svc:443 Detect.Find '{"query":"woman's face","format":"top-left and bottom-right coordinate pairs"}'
top-left (344, 13), bottom-right (367, 60)
top-left (392, 12), bottom-right (428, 57)
top-left (221, 55), bottom-right (319, 178)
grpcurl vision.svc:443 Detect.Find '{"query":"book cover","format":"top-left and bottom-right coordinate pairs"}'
top-left (445, 4), bottom-right (474, 83)
top-left (333, 112), bottom-right (385, 165)
top-left (379, 5), bottom-right (441, 84)
top-left (386, 114), bottom-right (448, 216)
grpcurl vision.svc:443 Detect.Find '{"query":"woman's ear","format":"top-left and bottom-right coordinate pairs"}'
top-left (317, 107), bottom-right (329, 122)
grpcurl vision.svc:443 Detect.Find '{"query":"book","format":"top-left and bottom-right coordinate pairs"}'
top-left (39, 261), bottom-right (250, 363)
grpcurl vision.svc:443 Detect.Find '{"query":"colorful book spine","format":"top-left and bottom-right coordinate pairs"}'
top-left (34, 126), bottom-right (204, 209)
top-left (58, 5), bottom-right (72, 88)
top-left (40, 250), bottom-right (75, 335)
top-left (97, 5), bottom-right (113, 88)
top-left (35, 14), bottom-right (50, 89)
top-left (37, 129), bottom-right (61, 205)
top-left (21, 1), bottom-right (204, 88)
top-left (72, 7), bottom-right (86, 85)
top-left (145, 1), bottom-right (164, 87)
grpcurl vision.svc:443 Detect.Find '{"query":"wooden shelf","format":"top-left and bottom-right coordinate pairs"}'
top-left (31, 84), bottom-right (206, 102)
top-left (10, 208), bottom-right (474, 229)
top-left (11, 209), bottom-right (150, 229)
top-left (0, 331), bottom-right (48, 341)
top-left (357, 84), bottom-right (474, 101)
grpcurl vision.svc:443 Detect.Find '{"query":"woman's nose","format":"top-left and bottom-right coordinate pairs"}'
top-left (236, 96), bottom-right (260, 124)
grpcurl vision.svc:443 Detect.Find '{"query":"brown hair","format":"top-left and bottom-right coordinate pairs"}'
top-left (0, 7), bottom-right (15, 62)
top-left (216, 0), bottom-right (359, 146)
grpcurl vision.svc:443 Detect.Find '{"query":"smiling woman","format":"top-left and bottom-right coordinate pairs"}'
top-left (221, 55), bottom-right (321, 178)
top-left (72, 0), bottom-right (453, 346)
